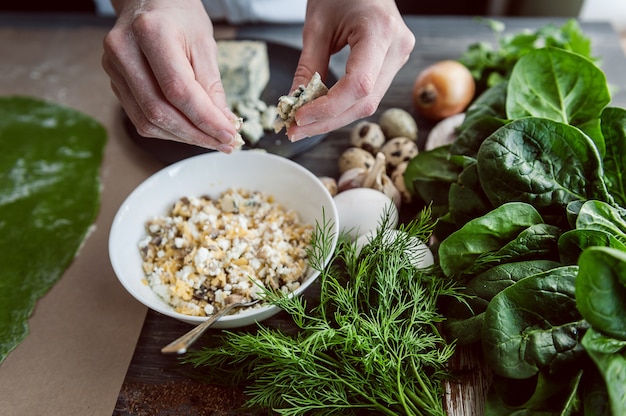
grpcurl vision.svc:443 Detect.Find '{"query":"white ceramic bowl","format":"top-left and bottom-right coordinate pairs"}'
top-left (109, 151), bottom-right (339, 328)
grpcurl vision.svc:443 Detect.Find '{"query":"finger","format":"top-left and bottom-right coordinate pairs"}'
top-left (134, 27), bottom-right (237, 144)
top-left (290, 28), bottom-right (332, 93)
top-left (291, 23), bottom-right (415, 140)
top-left (188, 37), bottom-right (231, 111)
top-left (104, 51), bottom-right (232, 150)
top-left (290, 38), bottom-right (386, 129)
top-left (289, 40), bottom-right (410, 141)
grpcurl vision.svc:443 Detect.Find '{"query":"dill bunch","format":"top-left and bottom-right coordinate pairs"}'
top-left (184, 207), bottom-right (461, 416)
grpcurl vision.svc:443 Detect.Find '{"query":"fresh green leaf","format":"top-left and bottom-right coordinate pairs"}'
top-left (582, 329), bottom-right (626, 415)
top-left (451, 81), bottom-right (508, 158)
top-left (576, 200), bottom-right (626, 244)
top-left (438, 202), bottom-right (544, 277)
top-left (470, 223), bottom-right (561, 275)
top-left (506, 48), bottom-right (609, 126)
top-left (447, 260), bottom-right (562, 319)
top-left (600, 107), bottom-right (626, 207)
top-left (559, 229), bottom-right (626, 265)
top-left (444, 260), bottom-right (560, 345)
top-left (448, 162), bottom-right (492, 227)
top-left (576, 247), bottom-right (626, 341)
top-left (477, 118), bottom-right (610, 213)
top-left (460, 19), bottom-right (594, 94)
top-left (403, 145), bottom-right (461, 207)
top-left (484, 370), bottom-right (584, 415)
top-left (482, 266), bottom-right (587, 379)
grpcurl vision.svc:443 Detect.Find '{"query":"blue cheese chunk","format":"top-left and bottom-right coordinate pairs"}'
top-left (217, 40), bottom-right (275, 145)
top-left (273, 72), bottom-right (328, 134)
top-left (217, 40), bottom-right (270, 104)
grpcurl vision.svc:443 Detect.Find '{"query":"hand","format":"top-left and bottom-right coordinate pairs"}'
top-left (102, 0), bottom-right (240, 153)
top-left (286, 0), bottom-right (415, 142)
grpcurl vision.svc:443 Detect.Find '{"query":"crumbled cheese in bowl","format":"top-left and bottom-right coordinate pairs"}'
top-left (138, 188), bottom-right (313, 317)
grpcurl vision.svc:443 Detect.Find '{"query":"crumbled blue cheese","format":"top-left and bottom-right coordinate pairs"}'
top-left (273, 72), bottom-right (329, 134)
top-left (138, 189), bottom-right (313, 317)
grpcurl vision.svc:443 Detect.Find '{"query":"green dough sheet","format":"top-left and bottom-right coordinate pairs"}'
top-left (0, 96), bottom-right (106, 363)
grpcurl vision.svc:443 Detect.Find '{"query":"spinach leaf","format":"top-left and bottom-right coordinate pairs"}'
top-left (477, 118), bottom-right (611, 213)
top-left (576, 200), bottom-right (626, 244)
top-left (558, 229), bottom-right (626, 265)
top-left (600, 107), bottom-right (626, 207)
top-left (484, 370), bottom-right (585, 415)
top-left (438, 202), bottom-right (544, 277)
top-left (443, 315), bottom-right (484, 346)
top-left (448, 162), bottom-right (492, 227)
top-left (578, 117), bottom-right (605, 157)
top-left (576, 247), bottom-right (626, 341)
top-left (449, 260), bottom-right (562, 318)
top-left (482, 266), bottom-right (588, 379)
top-left (582, 329), bottom-right (626, 415)
top-left (472, 223), bottom-right (561, 273)
top-left (506, 48), bottom-right (609, 127)
top-left (444, 260), bottom-right (560, 344)
top-left (403, 145), bottom-right (462, 208)
top-left (451, 81), bottom-right (508, 158)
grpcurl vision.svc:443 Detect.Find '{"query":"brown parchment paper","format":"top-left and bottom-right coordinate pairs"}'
top-left (0, 20), bottom-right (234, 416)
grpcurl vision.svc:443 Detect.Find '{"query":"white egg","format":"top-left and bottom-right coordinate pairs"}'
top-left (333, 188), bottom-right (398, 241)
top-left (355, 229), bottom-right (434, 269)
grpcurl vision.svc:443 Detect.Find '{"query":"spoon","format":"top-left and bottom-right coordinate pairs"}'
top-left (161, 299), bottom-right (260, 355)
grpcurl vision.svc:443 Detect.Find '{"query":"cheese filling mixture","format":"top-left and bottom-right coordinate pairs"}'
top-left (138, 188), bottom-right (313, 317)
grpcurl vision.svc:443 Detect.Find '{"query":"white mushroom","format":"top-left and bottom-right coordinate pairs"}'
top-left (338, 147), bottom-right (376, 174)
top-left (362, 152), bottom-right (401, 209)
top-left (391, 161), bottom-right (412, 204)
top-left (379, 108), bottom-right (418, 141)
top-left (350, 121), bottom-right (386, 154)
top-left (380, 137), bottom-right (418, 173)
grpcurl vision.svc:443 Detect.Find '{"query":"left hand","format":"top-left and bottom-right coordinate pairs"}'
top-left (286, 0), bottom-right (415, 142)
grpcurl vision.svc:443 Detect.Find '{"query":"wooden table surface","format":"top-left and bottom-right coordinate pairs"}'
top-left (112, 17), bottom-right (626, 416)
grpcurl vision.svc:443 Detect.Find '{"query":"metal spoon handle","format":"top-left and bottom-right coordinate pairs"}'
top-left (161, 302), bottom-right (240, 355)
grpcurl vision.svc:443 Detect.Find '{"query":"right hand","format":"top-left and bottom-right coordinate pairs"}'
top-left (102, 0), bottom-right (240, 153)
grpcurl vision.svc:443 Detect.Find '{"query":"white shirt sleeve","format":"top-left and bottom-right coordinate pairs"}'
top-left (94, 0), bottom-right (307, 23)
top-left (203, 0), bottom-right (307, 24)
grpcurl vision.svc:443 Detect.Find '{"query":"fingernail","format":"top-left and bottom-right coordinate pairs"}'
top-left (296, 115), bottom-right (314, 126)
top-left (217, 143), bottom-right (233, 154)
top-left (289, 132), bottom-right (305, 142)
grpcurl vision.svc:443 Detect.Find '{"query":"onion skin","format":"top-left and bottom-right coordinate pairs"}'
top-left (412, 60), bottom-right (475, 121)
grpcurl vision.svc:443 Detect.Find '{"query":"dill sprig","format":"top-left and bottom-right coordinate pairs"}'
top-left (184, 207), bottom-right (461, 415)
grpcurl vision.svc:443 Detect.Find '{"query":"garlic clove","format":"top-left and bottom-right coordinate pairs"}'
top-left (337, 167), bottom-right (367, 192)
